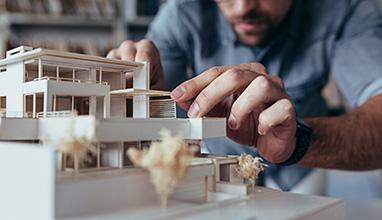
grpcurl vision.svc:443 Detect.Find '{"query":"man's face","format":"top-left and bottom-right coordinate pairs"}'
top-left (217, 0), bottom-right (293, 46)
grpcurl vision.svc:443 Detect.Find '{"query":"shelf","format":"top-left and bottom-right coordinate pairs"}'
top-left (0, 0), bottom-right (163, 59)
top-left (126, 16), bottom-right (154, 27)
top-left (0, 13), bottom-right (115, 28)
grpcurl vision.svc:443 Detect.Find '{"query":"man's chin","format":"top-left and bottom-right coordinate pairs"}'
top-left (235, 27), bottom-right (269, 46)
top-left (237, 33), bottom-right (267, 46)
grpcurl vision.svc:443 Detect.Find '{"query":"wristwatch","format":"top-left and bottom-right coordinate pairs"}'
top-left (276, 118), bottom-right (313, 166)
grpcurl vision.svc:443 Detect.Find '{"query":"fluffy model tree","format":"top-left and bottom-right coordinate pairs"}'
top-left (235, 154), bottom-right (267, 187)
top-left (127, 129), bottom-right (198, 208)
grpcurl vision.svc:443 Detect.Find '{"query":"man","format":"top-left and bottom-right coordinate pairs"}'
top-left (107, 0), bottom-right (382, 190)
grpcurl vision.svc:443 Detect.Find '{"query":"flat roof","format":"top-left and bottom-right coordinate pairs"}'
top-left (0, 47), bottom-right (144, 71)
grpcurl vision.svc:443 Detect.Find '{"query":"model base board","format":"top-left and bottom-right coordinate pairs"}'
top-left (59, 188), bottom-right (346, 220)
top-left (0, 142), bottom-right (346, 220)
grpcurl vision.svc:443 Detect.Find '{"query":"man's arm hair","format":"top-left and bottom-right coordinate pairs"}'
top-left (299, 94), bottom-right (382, 170)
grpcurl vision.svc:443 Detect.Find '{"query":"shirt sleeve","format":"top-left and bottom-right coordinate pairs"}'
top-left (332, 0), bottom-right (382, 107)
top-left (146, 0), bottom-right (190, 90)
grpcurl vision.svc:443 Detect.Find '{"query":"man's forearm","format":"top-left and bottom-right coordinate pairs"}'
top-left (299, 94), bottom-right (382, 170)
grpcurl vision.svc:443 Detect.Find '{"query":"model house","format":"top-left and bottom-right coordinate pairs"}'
top-left (0, 46), bottom-right (226, 170)
top-left (0, 46), bottom-right (345, 220)
top-left (0, 45), bottom-right (175, 119)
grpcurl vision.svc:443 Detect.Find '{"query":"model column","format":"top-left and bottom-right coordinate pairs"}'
top-left (133, 62), bottom-right (150, 118)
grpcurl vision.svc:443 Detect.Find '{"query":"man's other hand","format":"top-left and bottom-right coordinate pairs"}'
top-left (171, 63), bottom-right (296, 163)
top-left (107, 39), bottom-right (165, 90)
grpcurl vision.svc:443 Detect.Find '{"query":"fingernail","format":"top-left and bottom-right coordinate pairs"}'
top-left (188, 102), bottom-right (200, 118)
top-left (228, 114), bottom-right (237, 129)
top-left (171, 86), bottom-right (186, 100)
top-left (258, 125), bottom-right (266, 135)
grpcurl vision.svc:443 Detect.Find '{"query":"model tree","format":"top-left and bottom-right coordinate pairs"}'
top-left (127, 129), bottom-right (198, 208)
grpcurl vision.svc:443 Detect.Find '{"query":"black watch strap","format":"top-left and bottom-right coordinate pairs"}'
top-left (276, 118), bottom-right (312, 166)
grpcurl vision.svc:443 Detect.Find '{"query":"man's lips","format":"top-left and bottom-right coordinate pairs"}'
top-left (236, 20), bottom-right (266, 32)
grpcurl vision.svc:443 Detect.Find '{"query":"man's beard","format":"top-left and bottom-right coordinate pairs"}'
top-left (230, 10), bottom-right (274, 45)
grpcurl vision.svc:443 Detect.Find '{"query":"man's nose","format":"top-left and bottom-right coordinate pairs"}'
top-left (233, 0), bottom-right (259, 14)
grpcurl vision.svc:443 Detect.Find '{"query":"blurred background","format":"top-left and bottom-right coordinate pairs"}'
top-left (0, 0), bottom-right (382, 219)
top-left (0, 0), bottom-right (164, 58)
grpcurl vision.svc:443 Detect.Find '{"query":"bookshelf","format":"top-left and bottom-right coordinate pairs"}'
top-left (0, 13), bottom-right (115, 27)
top-left (119, 0), bottom-right (163, 40)
top-left (0, 0), bottom-right (164, 58)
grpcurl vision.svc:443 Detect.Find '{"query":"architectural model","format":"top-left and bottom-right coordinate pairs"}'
top-left (0, 45), bottom-right (225, 168)
top-left (0, 46), bottom-right (345, 220)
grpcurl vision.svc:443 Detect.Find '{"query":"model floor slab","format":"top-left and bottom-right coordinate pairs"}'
top-left (59, 187), bottom-right (345, 220)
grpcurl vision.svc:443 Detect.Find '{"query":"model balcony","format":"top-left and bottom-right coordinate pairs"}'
top-left (25, 58), bottom-right (109, 86)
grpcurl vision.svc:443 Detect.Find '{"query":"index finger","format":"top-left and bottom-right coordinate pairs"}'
top-left (187, 68), bottom-right (259, 118)
top-left (170, 62), bottom-right (266, 102)
top-left (170, 66), bottom-right (224, 102)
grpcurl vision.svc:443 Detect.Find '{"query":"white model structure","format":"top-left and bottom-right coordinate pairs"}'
top-left (0, 46), bottom-right (225, 169)
top-left (0, 46), bottom-right (345, 220)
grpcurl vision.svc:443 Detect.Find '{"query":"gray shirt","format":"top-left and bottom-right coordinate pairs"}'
top-left (147, 0), bottom-right (382, 190)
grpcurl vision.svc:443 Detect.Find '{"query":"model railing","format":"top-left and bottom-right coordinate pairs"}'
top-left (0, 110), bottom-right (78, 118)
top-left (37, 110), bottom-right (78, 118)
top-left (0, 111), bottom-right (34, 118)
top-left (34, 76), bottom-right (81, 83)
top-left (32, 76), bottom-right (108, 85)
top-left (95, 80), bottom-right (109, 85)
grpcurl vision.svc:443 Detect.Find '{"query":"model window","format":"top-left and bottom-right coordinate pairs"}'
top-left (0, 96), bottom-right (6, 109)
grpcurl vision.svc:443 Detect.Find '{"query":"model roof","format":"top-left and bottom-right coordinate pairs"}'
top-left (0, 46), bottom-right (143, 72)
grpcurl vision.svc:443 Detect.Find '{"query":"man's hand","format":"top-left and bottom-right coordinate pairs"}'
top-left (170, 63), bottom-right (296, 163)
top-left (107, 39), bottom-right (165, 89)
